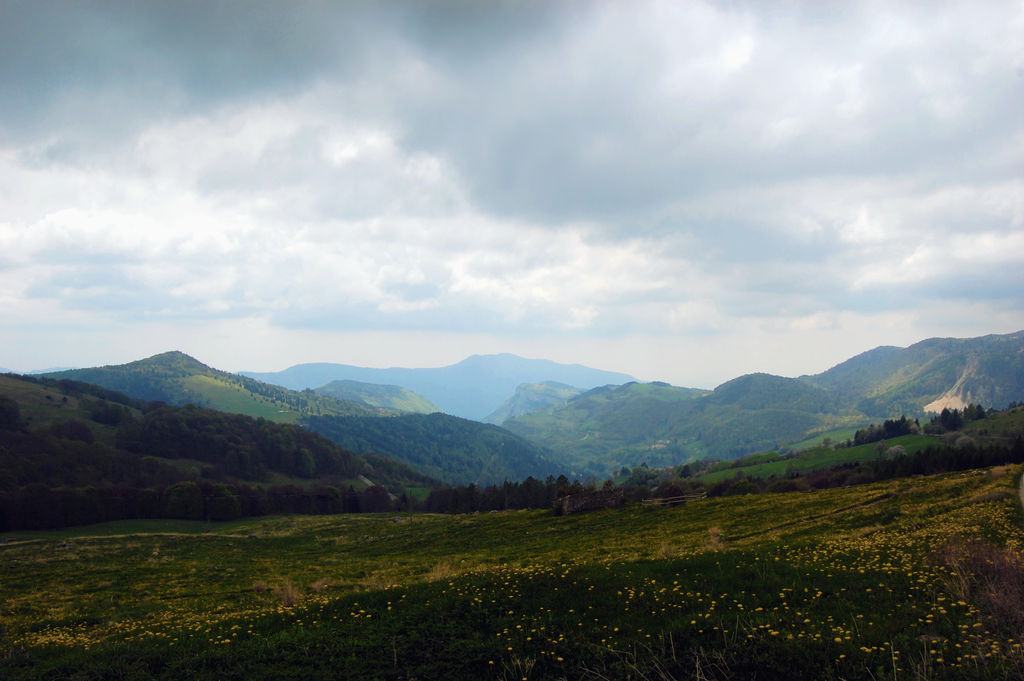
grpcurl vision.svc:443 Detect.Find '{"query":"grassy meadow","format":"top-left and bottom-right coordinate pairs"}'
top-left (696, 434), bottom-right (938, 484)
top-left (3, 467), bottom-right (1024, 680)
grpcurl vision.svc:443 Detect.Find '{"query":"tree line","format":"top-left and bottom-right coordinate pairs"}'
top-left (0, 480), bottom-right (406, 531)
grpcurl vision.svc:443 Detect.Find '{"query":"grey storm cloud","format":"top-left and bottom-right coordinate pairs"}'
top-left (4, 1), bottom-right (1020, 226)
top-left (1, 2), bottom-right (355, 123)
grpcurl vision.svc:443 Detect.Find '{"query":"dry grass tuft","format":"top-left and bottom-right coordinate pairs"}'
top-left (656, 540), bottom-right (676, 559)
top-left (272, 581), bottom-right (302, 606)
top-left (938, 537), bottom-right (1024, 635)
top-left (427, 560), bottom-right (457, 582)
top-left (969, 489), bottom-right (1011, 504)
top-left (705, 526), bottom-right (724, 552)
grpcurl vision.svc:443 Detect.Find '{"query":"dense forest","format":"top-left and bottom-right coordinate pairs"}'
top-left (305, 412), bottom-right (561, 485)
top-left (0, 374), bottom-right (435, 531)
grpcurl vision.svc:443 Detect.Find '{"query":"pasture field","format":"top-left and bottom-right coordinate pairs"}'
top-left (2, 467), bottom-right (1024, 680)
top-left (697, 434), bottom-right (937, 484)
top-left (784, 427), bottom-right (864, 452)
top-left (179, 375), bottom-right (300, 424)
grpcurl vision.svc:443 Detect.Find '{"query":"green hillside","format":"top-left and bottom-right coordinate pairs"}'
top-left (482, 381), bottom-right (582, 424)
top-left (502, 380), bottom-right (861, 477)
top-left (44, 352), bottom-right (385, 424)
top-left (0, 373), bottom-right (437, 530)
top-left (706, 372), bottom-right (840, 412)
top-left (503, 332), bottom-right (1024, 476)
top-left (314, 379), bottom-right (440, 414)
top-left (803, 330), bottom-right (1024, 415)
top-left (0, 373), bottom-right (143, 448)
top-left (3, 466), bottom-right (1024, 679)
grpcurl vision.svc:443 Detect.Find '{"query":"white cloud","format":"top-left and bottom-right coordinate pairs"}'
top-left (0, 1), bottom-right (1021, 385)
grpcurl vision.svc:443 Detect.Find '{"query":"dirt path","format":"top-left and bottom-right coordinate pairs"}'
top-left (729, 491), bottom-right (894, 541)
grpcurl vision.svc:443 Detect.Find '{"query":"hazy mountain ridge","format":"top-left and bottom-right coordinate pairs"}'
top-left (314, 380), bottom-right (441, 414)
top-left (483, 381), bottom-right (583, 425)
top-left (242, 353), bottom-right (636, 420)
top-left (12, 329), bottom-right (1024, 486)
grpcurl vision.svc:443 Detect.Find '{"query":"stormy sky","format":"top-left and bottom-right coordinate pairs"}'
top-left (1, 1), bottom-right (1022, 387)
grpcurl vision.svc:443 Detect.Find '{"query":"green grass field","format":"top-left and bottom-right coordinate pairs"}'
top-left (3, 467), bottom-right (1024, 679)
top-left (785, 426), bottom-right (864, 452)
top-left (181, 375), bottom-right (300, 424)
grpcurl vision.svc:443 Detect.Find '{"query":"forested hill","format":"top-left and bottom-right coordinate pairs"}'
top-left (502, 382), bottom-right (713, 477)
top-left (305, 413), bottom-right (561, 486)
top-left (501, 378), bottom-right (862, 478)
top-left (500, 331), bottom-right (1024, 477)
top-left (43, 351), bottom-right (386, 423)
top-left (0, 373), bottom-right (437, 530)
top-left (801, 330), bottom-right (1024, 415)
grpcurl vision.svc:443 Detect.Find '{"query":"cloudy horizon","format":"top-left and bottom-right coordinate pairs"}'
top-left (2, 1), bottom-right (1022, 388)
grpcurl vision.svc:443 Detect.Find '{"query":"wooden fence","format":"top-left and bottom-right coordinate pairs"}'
top-left (641, 492), bottom-right (707, 507)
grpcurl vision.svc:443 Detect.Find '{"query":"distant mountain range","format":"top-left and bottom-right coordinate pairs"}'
top-left (0, 367), bottom-right (78, 375)
top-left (38, 352), bottom-right (558, 485)
top-left (242, 354), bottom-right (636, 421)
top-left (500, 330), bottom-right (1024, 476)
top-left (14, 329), bottom-right (1024, 484)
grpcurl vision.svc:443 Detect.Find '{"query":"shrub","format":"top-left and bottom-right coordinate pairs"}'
top-left (706, 526), bottom-right (724, 552)
top-left (0, 397), bottom-right (21, 431)
top-left (47, 419), bottom-right (95, 444)
top-left (722, 478), bottom-right (758, 496)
